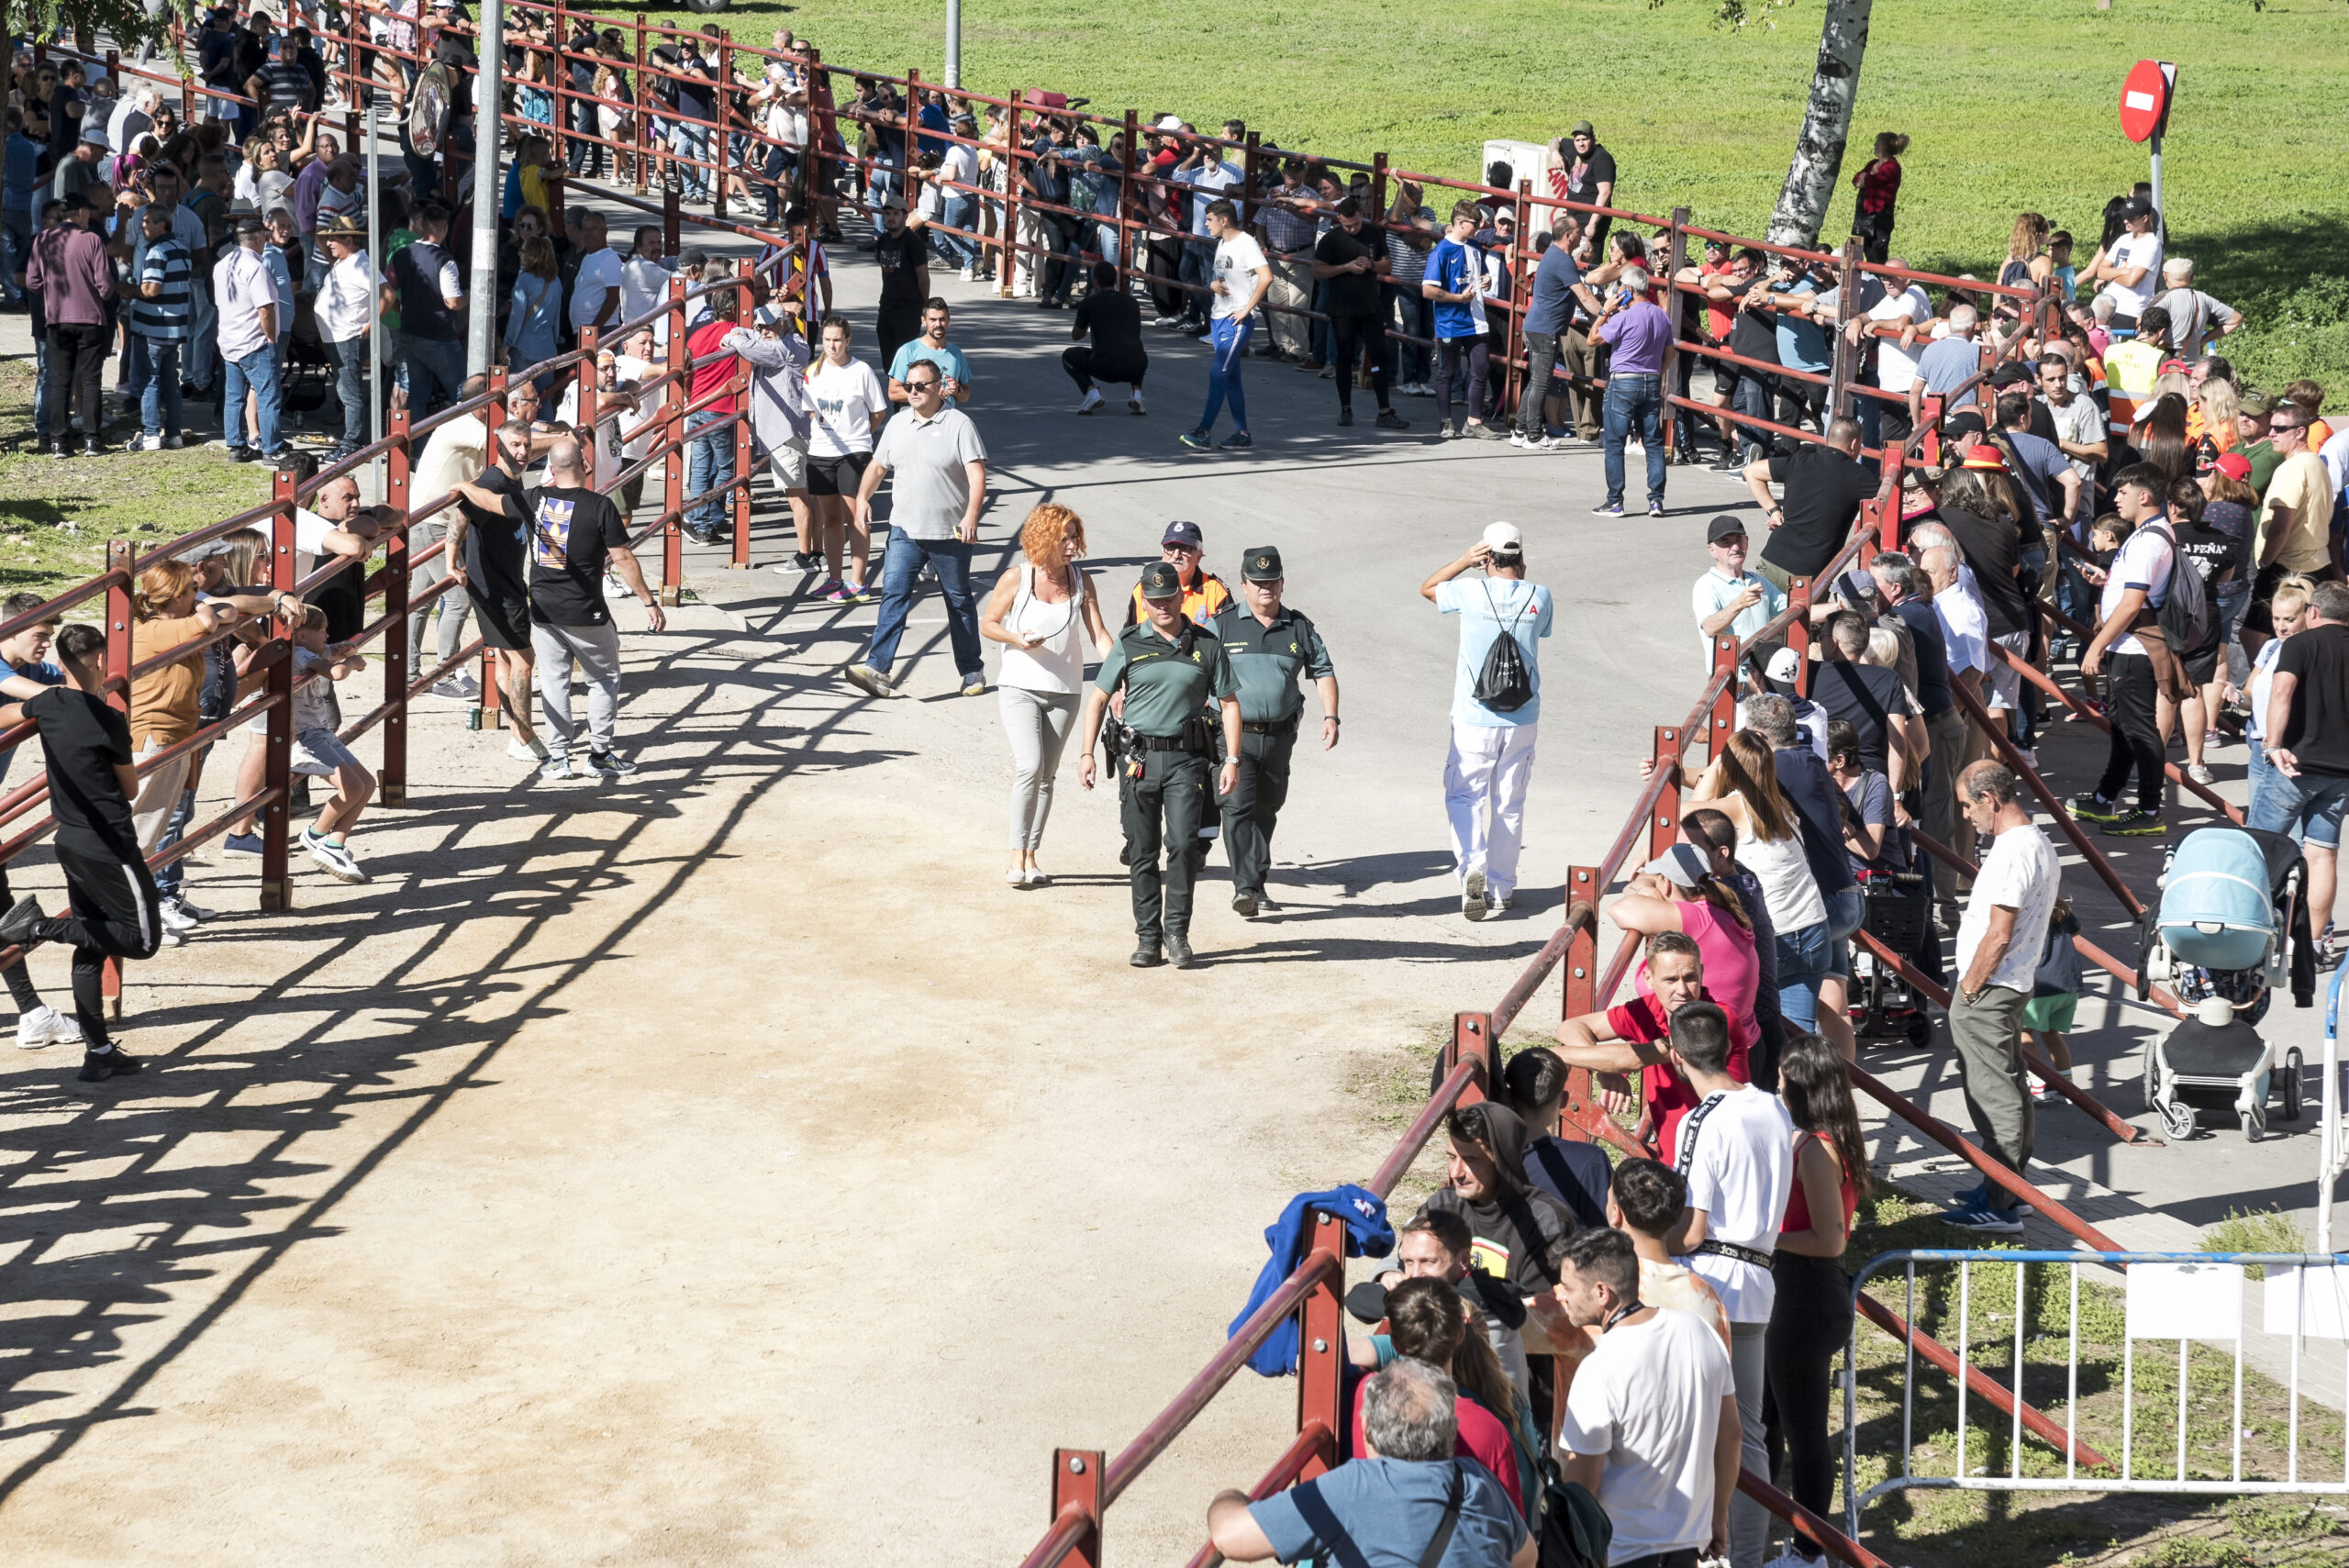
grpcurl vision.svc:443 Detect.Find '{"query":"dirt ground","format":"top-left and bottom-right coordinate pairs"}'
top-left (0, 584), bottom-right (1548, 1565)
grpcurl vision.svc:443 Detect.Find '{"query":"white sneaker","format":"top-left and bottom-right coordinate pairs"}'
top-left (959, 265), bottom-right (975, 282)
top-left (17, 1004), bottom-right (81, 1049)
top-left (172, 896), bottom-right (218, 922)
top-left (506, 739), bottom-right (545, 762)
top-left (303, 829), bottom-right (370, 884)
top-left (1128, 393), bottom-right (1146, 415)
top-left (1076, 388), bottom-right (1105, 416)
top-left (159, 899), bottom-right (200, 935)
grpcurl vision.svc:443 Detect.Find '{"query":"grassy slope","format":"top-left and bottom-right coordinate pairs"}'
top-left (685, 0), bottom-right (2348, 397)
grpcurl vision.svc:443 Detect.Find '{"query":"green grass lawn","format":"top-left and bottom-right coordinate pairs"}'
top-left (677, 0), bottom-right (2349, 399)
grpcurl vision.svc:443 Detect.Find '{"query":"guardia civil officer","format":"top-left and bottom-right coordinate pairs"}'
top-left (1211, 546), bottom-right (1338, 917)
top-left (1078, 561), bottom-right (1241, 970)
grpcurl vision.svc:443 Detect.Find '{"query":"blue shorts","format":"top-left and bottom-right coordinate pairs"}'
top-left (2250, 765), bottom-right (2349, 851)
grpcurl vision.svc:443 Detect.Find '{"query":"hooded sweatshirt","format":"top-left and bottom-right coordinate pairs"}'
top-left (1416, 1103), bottom-right (1580, 1297)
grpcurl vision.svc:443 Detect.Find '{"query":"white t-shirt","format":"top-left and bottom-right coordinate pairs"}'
top-left (2044, 394), bottom-right (2103, 484)
top-left (2099, 522), bottom-right (2175, 659)
top-left (317, 250), bottom-right (373, 344)
top-left (806, 356), bottom-right (890, 458)
top-left (1211, 232), bottom-right (1267, 321)
top-left (1560, 1306), bottom-right (1735, 1563)
top-left (613, 353), bottom-right (665, 462)
top-left (1933, 580), bottom-right (1991, 678)
top-left (293, 506), bottom-right (342, 582)
top-left (1956, 822), bottom-right (2061, 993)
top-left (620, 254), bottom-right (674, 340)
top-left (413, 413), bottom-right (490, 515)
top-left (943, 141), bottom-right (978, 192)
top-left (570, 246), bottom-right (625, 330)
top-left (1675, 1084), bottom-right (1795, 1324)
top-left (1868, 284), bottom-right (1933, 395)
top-left (2098, 231), bottom-right (2165, 317)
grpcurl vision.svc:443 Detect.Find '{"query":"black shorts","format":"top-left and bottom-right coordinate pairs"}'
top-left (469, 587), bottom-right (532, 651)
top-left (2185, 643), bottom-right (2221, 684)
top-left (808, 450), bottom-right (870, 497)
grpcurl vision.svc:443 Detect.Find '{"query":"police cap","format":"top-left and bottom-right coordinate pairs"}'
top-left (1139, 560), bottom-right (1184, 598)
top-left (1241, 546), bottom-right (1283, 582)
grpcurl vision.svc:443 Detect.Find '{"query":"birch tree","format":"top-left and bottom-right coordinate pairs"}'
top-left (1766, 0), bottom-right (1876, 247)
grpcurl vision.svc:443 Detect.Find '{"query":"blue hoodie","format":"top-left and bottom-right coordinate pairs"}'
top-left (1229, 1184), bottom-right (1393, 1377)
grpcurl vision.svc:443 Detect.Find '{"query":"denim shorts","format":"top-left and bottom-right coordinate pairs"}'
top-left (2251, 764), bottom-right (2349, 851)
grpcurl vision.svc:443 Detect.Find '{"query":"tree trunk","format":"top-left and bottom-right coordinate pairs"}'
top-left (1767, 0), bottom-right (1874, 250)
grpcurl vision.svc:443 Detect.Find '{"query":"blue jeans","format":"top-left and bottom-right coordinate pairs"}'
top-left (330, 337), bottom-right (369, 450)
top-left (865, 530), bottom-right (982, 680)
top-left (685, 407), bottom-right (734, 535)
top-left (31, 332), bottom-right (51, 439)
top-left (932, 193), bottom-right (978, 270)
top-left (1602, 373), bottom-right (1666, 507)
top-left (399, 335), bottom-right (464, 419)
top-left (0, 209), bottom-right (28, 305)
top-left (1198, 317), bottom-right (1252, 435)
top-left (128, 334), bottom-right (183, 438)
top-left (2250, 762), bottom-right (2349, 851)
top-left (1776, 917), bottom-right (1831, 1033)
top-left (1731, 373), bottom-right (1774, 460)
top-left (1180, 239), bottom-right (1214, 319)
top-left (223, 342), bottom-right (284, 456)
top-left (673, 120), bottom-right (712, 200)
top-left (1386, 282), bottom-right (1432, 384)
top-left (1821, 885), bottom-right (1865, 982)
top-left (154, 782), bottom-right (198, 899)
top-left (2248, 737), bottom-right (2278, 834)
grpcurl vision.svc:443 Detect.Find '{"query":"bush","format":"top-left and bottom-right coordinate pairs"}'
top-left (2231, 275), bottom-right (2349, 410)
top-left (2199, 1207), bottom-right (2307, 1280)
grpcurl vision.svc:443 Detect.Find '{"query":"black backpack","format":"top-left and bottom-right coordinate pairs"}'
top-left (1473, 583), bottom-right (1536, 714)
top-left (2144, 520), bottom-right (2219, 657)
top-left (1536, 1459), bottom-right (1614, 1568)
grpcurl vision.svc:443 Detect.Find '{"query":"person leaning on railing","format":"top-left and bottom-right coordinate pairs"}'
top-left (0, 596), bottom-right (86, 1051)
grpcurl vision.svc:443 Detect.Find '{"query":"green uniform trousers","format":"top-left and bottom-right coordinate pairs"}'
top-left (1123, 748), bottom-right (1212, 943)
top-left (1219, 722), bottom-right (1296, 901)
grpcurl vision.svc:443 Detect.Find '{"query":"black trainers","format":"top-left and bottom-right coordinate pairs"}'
top-left (1375, 409), bottom-right (1410, 430)
top-left (0, 893), bottom-right (47, 950)
top-left (2068, 793), bottom-right (2121, 824)
top-left (2104, 808), bottom-right (2168, 838)
top-left (77, 1049), bottom-right (142, 1083)
top-left (1130, 942), bottom-right (1164, 968)
top-left (1337, 407), bottom-right (1353, 428)
top-left (1218, 430), bottom-right (1253, 450)
top-left (1166, 933), bottom-right (1198, 969)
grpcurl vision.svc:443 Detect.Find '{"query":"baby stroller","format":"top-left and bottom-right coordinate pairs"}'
top-left (1849, 840), bottom-right (1935, 1047)
top-left (2138, 826), bottom-right (2317, 1140)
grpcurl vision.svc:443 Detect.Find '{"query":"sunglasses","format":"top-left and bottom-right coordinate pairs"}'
top-left (904, 378), bottom-right (940, 392)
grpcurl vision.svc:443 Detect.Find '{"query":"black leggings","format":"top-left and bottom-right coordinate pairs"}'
top-left (39, 832), bottom-right (163, 1052)
top-left (2095, 651), bottom-right (2165, 814)
top-left (1437, 335), bottom-right (1487, 428)
top-left (1329, 313), bottom-right (1391, 412)
top-left (1063, 346), bottom-right (1146, 395)
top-left (1765, 1251), bottom-right (1853, 1555)
top-left (0, 862), bottom-right (41, 1014)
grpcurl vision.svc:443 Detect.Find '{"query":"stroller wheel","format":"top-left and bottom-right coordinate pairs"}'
top-left (1906, 1015), bottom-right (1932, 1047)
top-left (2243, 1102), bottom-right (2267, 1142)
top-left (2141, 1031), bottom-right (2161, 1114)
top-left (2280, 1048), bottom-right (2305, 1121)
top-left (2160, 1099), bottom-right (2198, 1141)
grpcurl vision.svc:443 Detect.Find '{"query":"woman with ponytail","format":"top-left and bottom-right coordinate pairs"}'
top-left (1358, 1274), bottom-right (1542, 1522)
top-left (1608, 839), bottom-right (1761, 1063)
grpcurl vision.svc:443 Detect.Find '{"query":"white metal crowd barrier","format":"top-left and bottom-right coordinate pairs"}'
top-left (1844, 1248), bottom-right (2349, 1537)
top-left (2321, 965), bottom-right (2349, 1251)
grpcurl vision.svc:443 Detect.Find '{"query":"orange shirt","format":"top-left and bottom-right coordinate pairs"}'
top-left (129, 614), bottom-right (207, 749)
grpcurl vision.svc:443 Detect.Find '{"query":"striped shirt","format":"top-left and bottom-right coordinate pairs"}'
top-left (1385, 205), bottom-right (1435, 284)
top-left (128, 236), bottom-right (194, 341)
top-left (257, 60), bottom-right (310, 112)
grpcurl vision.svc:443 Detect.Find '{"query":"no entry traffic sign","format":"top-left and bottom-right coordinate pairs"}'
top-left (2120, 60), bottom-right (2176, 143)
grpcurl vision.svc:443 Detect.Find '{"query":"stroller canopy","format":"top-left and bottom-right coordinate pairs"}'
top-left (2157, 828), bottom-right (2281, 973)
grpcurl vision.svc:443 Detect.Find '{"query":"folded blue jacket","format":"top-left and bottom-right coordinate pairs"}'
top-left (1228, 1184), bottom-right (1394, 1377)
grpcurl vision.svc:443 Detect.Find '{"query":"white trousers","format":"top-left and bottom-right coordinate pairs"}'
top-left (1442, 720), bottom-right (1537, 897)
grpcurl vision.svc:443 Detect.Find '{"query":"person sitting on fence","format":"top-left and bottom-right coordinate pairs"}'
top-left (1350, 1275), bottom-right (1542, 1524)
top-left (1063, 262), bottom-right (1148, 417)
top-left (1554, 929), bottom-right (1751, 1161)
top-left (1497, 1046), bottom-right (1612, 1230)
top-left (1206, 1355), bottom-right (1532, 1568)
top-left (0, 597), bottom-right (84, 1051)
top-left (284, 607), bottom-right (375, 884)
top-left (0, 624), bottom-right (171, 1084)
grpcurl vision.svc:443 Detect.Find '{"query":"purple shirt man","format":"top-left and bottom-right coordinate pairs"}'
top-left (1592, 272), bottom-right (1675, 514)
top-left (1595, 295), bottom-right (1674, 376)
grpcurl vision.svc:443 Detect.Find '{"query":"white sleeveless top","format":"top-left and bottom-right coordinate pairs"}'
top-left (998, 563), bottom-right (1086, 695)
top-left (1738, 817), bottom-right (1827, 935)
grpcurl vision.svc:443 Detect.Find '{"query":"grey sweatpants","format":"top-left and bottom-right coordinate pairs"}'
top-left (1950, 983), bottom-right (2035, 1214)
top-left (407, 517), bottom-right (474, 679)
top-left (1729, 1318), bottom-right (1768, 1568)
top-left (1000, 685), bottom-right (1079, 851)
top-left (532, 620), bottom-right (622, 762)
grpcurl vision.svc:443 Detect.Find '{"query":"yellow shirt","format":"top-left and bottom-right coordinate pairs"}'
top-left (2263, 452), bottom-right (2337, 575)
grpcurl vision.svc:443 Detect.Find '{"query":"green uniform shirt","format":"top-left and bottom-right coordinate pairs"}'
top-left (2243, 438), bottom-right (2281, 494)
top-left (1096, 620), bottom-right (1237, 736)
top-left (1212, 602), bottom-right (1335, 724)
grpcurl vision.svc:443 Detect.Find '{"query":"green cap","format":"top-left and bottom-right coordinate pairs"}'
top-left (1140, 561), bottom-right (1184, 598)
top-left (1241, 546), bottom-right (1284, 583)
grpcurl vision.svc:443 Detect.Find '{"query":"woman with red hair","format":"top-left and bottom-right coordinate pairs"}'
top-left (980, 503), bottom-right (1113, 886)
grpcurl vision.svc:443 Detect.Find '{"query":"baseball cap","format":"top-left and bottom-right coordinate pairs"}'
top-left (1706, 514), bottom-right (1748, 545)
top-left (2240, 390), bottom-right (2276, 417)
top-left (230, 213), bottom-right (265, 235)
top-left (1482, 521), bottom-right (1523, 556)
top-left (1960, 444), bottom-right (2009, 471)
top-left (180, 537), bottom-right (239, 563)
top-left (2119, 195), bottom-right (2154, 220)
top-left (1241, 546), bottom-right (1284, 582)
top-left (1153, 114), bottom-right (1184, 131)
top-left (79, 128), bottom-right (108, 149)
top-left (1571, 119), bottom-right (1596, 137)
top-left (2214, 451), bottom-right (2254, 482)
top-left (1139, 560), bottom-right (1184, 599)
top-left (1161, 519), bottom-right (1203, 549)
top-left (1765, 646), bottom-right (1803, 685)
top-left (1641, 843), bottom-right (1710, 892)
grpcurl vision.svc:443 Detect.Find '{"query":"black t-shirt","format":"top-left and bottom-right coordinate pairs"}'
top-left (1074, 291), bottom-right (1145, 368)
top-left (1314, 226), bottom-right (1383, 317)
top-left (393, 239), bottom-right (461, 343)
top-left (1564, 144), bottom-right (1618, 206)
top-left (1760, 445), bottom-right (1871, 578)
top-left (1813, 660), bottom-right (1907, 775)
top-left (1729, 301), bottom-right (1780, 366)
top-left (2171, 517), bottom-right (2239, 591)
top-left (28, 685), bottom-right (135, 846)
top-left (872, 228), bottom-right (924, 310)
top-left (2276, 623), bottom-right (2349, 777)
top-left (1932, 506), bottom-right (2028, 639)
top-left (526, 484), bottom-right (628, 627)
top-left (674, 57), bottom-right (715, 121)
top-left (462, 467), bottom-right (530, 606)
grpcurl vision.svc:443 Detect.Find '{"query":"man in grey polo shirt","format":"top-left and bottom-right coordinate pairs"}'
top-left (844, 362), bottom-right (990, 698)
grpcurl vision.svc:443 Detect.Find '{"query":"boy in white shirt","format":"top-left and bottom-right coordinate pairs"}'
top-left (1178, 197), bottom-right (1268, 454)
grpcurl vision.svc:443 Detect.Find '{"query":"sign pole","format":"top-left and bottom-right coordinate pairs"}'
top-left (2149, 129), bottom-right (2163, 222)
top-left (945, 0), bottom-right (961, 87)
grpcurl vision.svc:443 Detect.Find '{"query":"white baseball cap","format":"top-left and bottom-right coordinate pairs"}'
top-left (1482, 521), bottom-right (1523, 555)
top-left (1153, 114), bottom-right (1184, 131)
top-left (1765, 646), bottom-right (1802, 684)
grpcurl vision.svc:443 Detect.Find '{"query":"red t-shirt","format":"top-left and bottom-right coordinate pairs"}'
top-left (1606, 991), bottom-right (1752, 1165)
top-left (687, 317), bottom-right (738, 416)
top-left (1349, 1374), bottom-right (1523, 1516)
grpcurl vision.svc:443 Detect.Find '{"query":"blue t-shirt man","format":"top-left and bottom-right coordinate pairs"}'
top-left (1248, 1456), bottom-right (1527, 1568)
top-left (1426, 235), bottom-right (1483, 340)
top-left (888, 338), bottom-right (972, 394)
top-left (1437, 574), bottom-right (1553, 728)
top-left (1773, 277), bottom-right (1830, 375)
top-left (1522, 242), bottom-right (1583, 339)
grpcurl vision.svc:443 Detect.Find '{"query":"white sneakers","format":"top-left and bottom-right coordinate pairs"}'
top-left (1128, 392), bottom-right (1146, 415)
top-left (17, 1004), bottom-right (82, 1050)
top-left (1076, 389), bottom-right (1106, 416)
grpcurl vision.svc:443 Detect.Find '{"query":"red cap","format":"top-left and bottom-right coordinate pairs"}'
top-left (2214, 451), bottom-right (2254, 482)
top-left (1960, 444), bottom-right (2009, 471)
